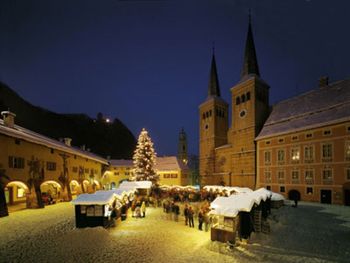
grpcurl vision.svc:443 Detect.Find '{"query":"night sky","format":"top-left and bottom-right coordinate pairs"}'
top-left (0, 0), bottom-right (349, 157)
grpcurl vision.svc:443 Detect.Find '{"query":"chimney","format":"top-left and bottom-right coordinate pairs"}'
top-left (63, 137), bottom-right (72, 146)
top-left (1, 111), bottom-right (16, 128)
top-left (319, 76), bottom-right (329, 88)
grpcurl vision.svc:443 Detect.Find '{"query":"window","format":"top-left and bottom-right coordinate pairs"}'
top-left (305, 169), bottom-right (314, 181)
top-left (306, 187), bottom-right (313, 195)
top-left (280, 186), bottom-right (285, 193)
top-left (266, 185), bottom-right (271, 190)
top-left (8, 156), bottom-right (25, 169)
top-left (125, 172), bottom-right (130, 176)
top-left (264, 151), bottom-right (271, 164)
top-left (171, 174), bottom-right (178, 178)
top-left (114, 172), bottom-right (119, 176)
top-left (206, 112), bottom-right (209, 118)
top-left (322, 169), bottom-right (332, 181)
top-left (304, 145), bottom-right (314, 162)
top-left (50, 148), bottom-right (54, 154)
top-left (246, 92), bottom-right (251, 101)
top-left (241, 94), bottom-right (246, 102)
top-left (322, 143), bottom-right (332, 160)
top-left (277, 149), bottom-right (285, 163)
top-left (306, 133), bottom-right (313, 139)
top-left (264, 171), bottom-right (271, 182)
top-left (236, 97), bottom-right (240, 105)
top-left (15, 139), bottom-right (21, 145)
top-left (345, 141), bottom-right (350, 160)
top-left (291, 170), bottom-right (299, 181)
top-left (72, 167), bottom-right (78, 173)
top-left (323, 130), bottom-right (331, 136)
top-left (265, 141), bottom-right (271, 145)
top-left (277, 171), bottom-right (285, 180)
top-left (278, 138), bottom-right (285, 143)
top-left (46, 162), bottom-right (56, 171)
top-left (84, 168), bottom-right (89, 174)
top-left (347, 168), bottom-right (350, 181)
top-left (291, 148), bottom-right (300, 162)
top-left (292, 135), bottom-right (298, 141)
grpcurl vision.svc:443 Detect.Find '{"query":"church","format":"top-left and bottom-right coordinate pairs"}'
top-left (199, 17), bottom-right (350, 205)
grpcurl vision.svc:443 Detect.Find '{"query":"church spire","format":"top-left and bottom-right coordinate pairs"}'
top-left (241, 11), bottom-right (260, 79)
top-left (208, 46), bottom-right (221, 97)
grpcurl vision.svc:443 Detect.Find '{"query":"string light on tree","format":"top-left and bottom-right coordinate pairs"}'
top-left (131, 128), bottom-right (158, 184)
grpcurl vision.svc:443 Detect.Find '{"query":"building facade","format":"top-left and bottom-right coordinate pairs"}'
top-left (198, 18), bottom-right (350, 205)
top-left (0, 111), bottom-right (108, 216)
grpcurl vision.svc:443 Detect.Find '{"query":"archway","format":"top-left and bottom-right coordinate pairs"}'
top-left (343, 183), bottom-right (350, 206)
top-left (40, 181), bottom-right (62, 205)
top-left (83, 180), bottom-right (92, 193)
top-left (288, 189), bottom-right (301, 201)
top-left (69, 180), bottom-right (81, 197)
top-left (5, 181), bottom-right (29, 212)
top-left (110, 182), bottom-right (116, 190)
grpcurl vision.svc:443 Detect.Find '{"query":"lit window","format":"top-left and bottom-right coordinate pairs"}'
top-left (264, 171), bottom-right (271, 182)
top-left (46, 162), bottom-right (56, 171)
top-left (291, 148), bottom-right (300, 162)
top-left (8, 156), bottom-right (25, 169)
top-left (306, 187), bottom-right (313, 195)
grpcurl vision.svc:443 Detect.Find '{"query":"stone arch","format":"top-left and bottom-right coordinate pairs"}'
top-left (40, 180), bottom-right (62, 204)
top-left (5, 181), bottom-right (30, 210)
top-left (69, 180), bottom-right (81, 196)
top-left (288, 189), bottom-right (301, 201)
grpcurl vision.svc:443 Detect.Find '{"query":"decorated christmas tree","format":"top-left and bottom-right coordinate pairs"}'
top-left (131, 128), bottom-right (158, 184)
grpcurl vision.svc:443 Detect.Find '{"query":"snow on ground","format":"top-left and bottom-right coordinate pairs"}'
top-left (1, 201), bottom-right (350, 263)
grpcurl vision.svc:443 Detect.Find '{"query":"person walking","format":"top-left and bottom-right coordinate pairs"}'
top-left (184, 204), bottom-right (189, 225)
top-left (188, 206), bottom-right (194, 228)
top-left (203, 210), bottom-right (210, 232)
top-left (141, 201), bottom-right (146, 218)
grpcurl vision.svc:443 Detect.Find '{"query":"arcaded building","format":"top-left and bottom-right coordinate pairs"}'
top-left (198, 18), bottom-right (350, 205)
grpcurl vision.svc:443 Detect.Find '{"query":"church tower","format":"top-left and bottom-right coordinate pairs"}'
top-left (178, 128), bottom-right (188, 165)
top-left (229, 15), bottom-right (270, 189)
top-left (199, 51), bottom-right (229, 186)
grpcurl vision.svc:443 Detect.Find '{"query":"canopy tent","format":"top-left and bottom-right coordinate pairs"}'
top-left (271, 192), bottom-right (285, 201)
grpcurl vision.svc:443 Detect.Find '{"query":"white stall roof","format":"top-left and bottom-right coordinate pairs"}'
top-left (271, 192), bottom-right (285, 201)
top-left (203, 185), bottom-right (253, 194)
top-left (119, 180), bottom-right (152, 190)
top-left (71, 192), bottom-right (116, 205)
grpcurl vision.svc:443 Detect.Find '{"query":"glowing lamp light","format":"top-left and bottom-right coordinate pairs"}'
top-left (106, 118), bottom-right (110, 123)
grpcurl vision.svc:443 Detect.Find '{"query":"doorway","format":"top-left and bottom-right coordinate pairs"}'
top-left (320, 190), bottom-right (332, 204)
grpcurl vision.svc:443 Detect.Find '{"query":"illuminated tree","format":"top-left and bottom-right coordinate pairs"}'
top-left (132, 128), bottom-right (158, 184)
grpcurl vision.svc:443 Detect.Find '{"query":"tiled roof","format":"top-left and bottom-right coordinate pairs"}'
top-left (0, 119), bottom-right (108, 164)
top-left (256, 79), bottom-right (350, 140)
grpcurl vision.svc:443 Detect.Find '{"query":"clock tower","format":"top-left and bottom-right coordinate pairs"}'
top-left (229, 15), bottom-right (270, 189)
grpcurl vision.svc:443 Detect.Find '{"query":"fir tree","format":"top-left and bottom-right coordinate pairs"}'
top-left (132, 128), bottom-right (158, 183)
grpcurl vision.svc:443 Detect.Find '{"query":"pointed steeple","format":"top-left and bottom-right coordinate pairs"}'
top-left (208, 46), bottom-right (221, 97)
top-left (241, 12), bottom-right (260, 79)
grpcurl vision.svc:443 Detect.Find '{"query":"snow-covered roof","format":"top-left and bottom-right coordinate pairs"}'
top-left (119, 181), bottom-right (152, 190)
top-left (210, 188), bottom-right (272, 217)
top-left (155, 156), bottom-right (188, 171)
top-left (0, 119), bottom-right (108, 164)
top-left (256, 79), bottom-right (350, 140)
top-left (203, 185), bottom-right (253, 194)
top-left (95, 189), bottom-right (135, 197)
top-left (109, 159), bottom-right (133, 167)
top-left (271, 192), bottom-right (285, 201)
top-left (71, 192), bottom-right (116, 205)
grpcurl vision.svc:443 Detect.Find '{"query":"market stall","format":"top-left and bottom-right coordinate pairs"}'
top-left (71, 191), bottom-right (121, 228)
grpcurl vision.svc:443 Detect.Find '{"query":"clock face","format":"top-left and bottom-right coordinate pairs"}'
top-left (239, 109), bottom-right (247, 118)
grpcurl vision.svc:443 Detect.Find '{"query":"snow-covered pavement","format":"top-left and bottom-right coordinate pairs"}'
top-left (1, 201), bottom-right (350, 263)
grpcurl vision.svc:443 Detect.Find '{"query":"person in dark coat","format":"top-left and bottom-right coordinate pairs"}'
top-left (198, 209), bottom-right (204, 231)
top-left (239, 212), bottom-right (254, 240)
top-left (188, 206), bottom-right (194, 228)
top-left (184, 204), bottom-right (189, 225)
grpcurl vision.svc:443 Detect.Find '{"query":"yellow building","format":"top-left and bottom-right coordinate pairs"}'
top-left (198, 17), bottom-right (350, 205)
top-left (103, 156), bottom-right (190, 188)
top-left (256, 79), bottom-right (350, 205)
top-left (0, 111), bottom-right (108, 215)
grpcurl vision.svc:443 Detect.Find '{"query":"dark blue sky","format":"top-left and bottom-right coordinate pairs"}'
top-left (1, 0), bottom-right (349, 156)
